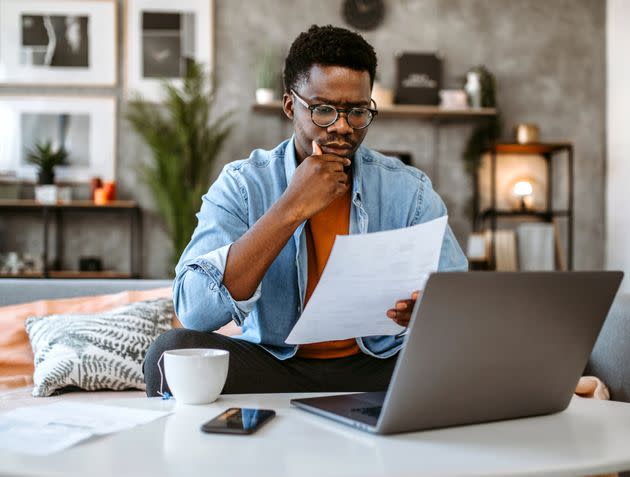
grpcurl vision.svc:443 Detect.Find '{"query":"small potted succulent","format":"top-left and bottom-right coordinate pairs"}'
top-left (27, 140), bottom-right (68, 203)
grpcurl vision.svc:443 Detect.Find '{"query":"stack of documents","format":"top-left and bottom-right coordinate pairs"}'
top-left (0, 402), bottom-right (171, 455)
top-left (286, 216), bottom-right (447, 344)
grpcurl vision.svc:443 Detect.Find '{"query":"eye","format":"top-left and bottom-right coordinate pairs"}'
top-left (350, 108), bottom-right (370, 118)
top-left (314, 105), bottom-right (336, 115)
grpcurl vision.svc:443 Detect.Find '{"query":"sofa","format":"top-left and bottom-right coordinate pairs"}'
top-left (0, 279), bottom-right (172, 307)
top-left (1, 278), bottom-right (629, 403)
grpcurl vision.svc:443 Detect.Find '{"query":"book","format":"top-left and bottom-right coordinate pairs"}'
top-left (494, 230), bottom-right (518, 271)
top-left (395, 52), bottom-right (442, 105)
top-left (553, 218), bottom-right (566, 271)
top-left (516, 223), bottom-right (555, 271)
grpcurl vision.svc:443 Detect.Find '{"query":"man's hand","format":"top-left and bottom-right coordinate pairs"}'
top-left (280, 140), bottom-right (350, 222)
top-left (386, 290), bottom-right (421, 328)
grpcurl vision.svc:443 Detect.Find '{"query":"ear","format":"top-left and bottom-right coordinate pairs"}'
top-left (282, 92), bottom-right (294, 120)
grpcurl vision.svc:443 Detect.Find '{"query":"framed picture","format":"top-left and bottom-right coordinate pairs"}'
top-left (125, 0), bottom-right (213, 101)
top-left (0, 96), bottom-right (116, 183)
top-left (0, 0), bottom-right (117, 86)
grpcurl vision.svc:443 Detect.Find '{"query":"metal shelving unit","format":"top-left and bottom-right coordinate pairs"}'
top-left (0, 200), bottom-right (142, 278)
top-left (473, 143), bottom-right (574, 270)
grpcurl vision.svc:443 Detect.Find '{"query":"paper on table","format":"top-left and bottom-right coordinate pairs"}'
top-left (0, 402), bottom-right (172, 455)
top-left (286, 216), bottom-right (447, 344)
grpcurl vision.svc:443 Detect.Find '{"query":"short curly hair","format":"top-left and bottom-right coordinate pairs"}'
top-left (283, 25), bottom-right (377, 93)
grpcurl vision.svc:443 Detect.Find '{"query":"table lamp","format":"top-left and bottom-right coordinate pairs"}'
top-left (513, 180), bottom-right (533, 211)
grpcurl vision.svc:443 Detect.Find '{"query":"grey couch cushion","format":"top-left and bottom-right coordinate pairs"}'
top-left (586, 293), bottom-right (630, 403)
top-left (25, 298), bottom-right (173, 397)
top-left (0, 279), bottom-right (172, 306)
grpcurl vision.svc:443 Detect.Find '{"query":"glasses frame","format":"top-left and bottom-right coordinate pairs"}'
top-left (291, 89), bottom-right (378, 130)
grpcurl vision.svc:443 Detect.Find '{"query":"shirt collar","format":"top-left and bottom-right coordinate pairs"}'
top-left (283, 136), bottom-right (299, 187)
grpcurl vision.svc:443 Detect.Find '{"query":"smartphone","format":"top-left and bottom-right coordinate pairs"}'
top-left (200, 407), bottom-right (276, 435)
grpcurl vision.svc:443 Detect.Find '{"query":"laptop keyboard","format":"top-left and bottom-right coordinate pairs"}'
top-left (351, 406), bottom-right (382, 419)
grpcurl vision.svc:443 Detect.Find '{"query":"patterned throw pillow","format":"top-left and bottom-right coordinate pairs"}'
top-left (25, 298), bottom-right (173, 397)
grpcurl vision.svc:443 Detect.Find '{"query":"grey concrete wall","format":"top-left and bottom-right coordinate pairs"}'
top-left (0, 0), bottom-right (606, 277)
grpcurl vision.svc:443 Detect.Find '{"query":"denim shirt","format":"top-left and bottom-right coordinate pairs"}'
top-left (173, 137), bottom-right (468, 360)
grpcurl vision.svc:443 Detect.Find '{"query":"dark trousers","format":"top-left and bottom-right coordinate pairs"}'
top-left (143, 329), bottom-right (398, 396)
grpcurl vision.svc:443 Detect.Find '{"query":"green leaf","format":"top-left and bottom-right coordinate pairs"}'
top-left (26, 140), bottom-right (69, 174)
top-left (125, 61), bottom-right (234, 274)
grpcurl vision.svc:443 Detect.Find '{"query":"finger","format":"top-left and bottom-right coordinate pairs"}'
top-left (336, 183), bottom-right (349, 194)
top-left (396, 317), bottom-right (411, 327)
top-left (412, 290), bottom-right (421, 300)
top-left (312, 140), bottom-right (323, 155)
top-left (323, 161), bottom-right (345, 172)
top-left (395, 299), bottom-right (415, 311)
top-left (387, 309), bottom-right (411, 326)
top-left (319, 154), bottom-right (352, 167)
top-left (335, 171), bottom-right (349, 183)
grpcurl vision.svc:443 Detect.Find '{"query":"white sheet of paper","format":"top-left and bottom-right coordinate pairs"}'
top-left (286, 216), bottom-right (447, 344)
top-left (0, 402), bottom-right (171, 455)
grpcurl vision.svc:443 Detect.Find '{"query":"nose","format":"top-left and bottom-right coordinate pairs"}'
top-left (327, 112), bottom-right (353, 135)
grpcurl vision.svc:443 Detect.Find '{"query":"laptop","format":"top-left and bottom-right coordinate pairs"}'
top-left (291, 271), bottom-right (624, 434)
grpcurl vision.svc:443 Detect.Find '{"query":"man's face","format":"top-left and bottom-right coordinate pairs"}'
top-left (283, 64), bottom-right (372, 163)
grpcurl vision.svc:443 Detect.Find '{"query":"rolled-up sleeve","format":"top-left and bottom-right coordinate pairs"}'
top-left (412, 174), bottom-right (469, 272)
top-left (173, 166), bottom-right (262, 332)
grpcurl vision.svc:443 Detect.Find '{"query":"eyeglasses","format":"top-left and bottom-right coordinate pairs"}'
top-left (291, 89), bottom-right (378, 130)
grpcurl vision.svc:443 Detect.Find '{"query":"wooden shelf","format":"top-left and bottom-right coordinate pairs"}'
top-left (0, 271), bottom-right (44, 279)
top-left (252, 101), bottom-right (497, 120)
top-left (0, 271), bottom-right (134, 279)
top-left (480, 209), bottom-right (571, 218)
top-left (492, 143), bottom-right (572, 155)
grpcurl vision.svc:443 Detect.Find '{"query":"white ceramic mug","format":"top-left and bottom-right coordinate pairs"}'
top-left (164, 348), bottom-right (229, 405)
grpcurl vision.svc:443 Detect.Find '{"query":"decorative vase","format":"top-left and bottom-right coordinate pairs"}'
top-left (465, 71), bottom-right (482, 108)
top-left (34, 185), bottom-right (58, 204)
top-left (514, 123), bottom-right (540, 144)
top-left (255, 88), bottom-right (275, 104)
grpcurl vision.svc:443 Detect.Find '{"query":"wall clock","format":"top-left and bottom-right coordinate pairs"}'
top-left (342, 0), bottom-right (385, 31)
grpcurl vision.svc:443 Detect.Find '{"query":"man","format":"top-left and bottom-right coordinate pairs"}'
top-left (143, 25), bottom-right (467, 396)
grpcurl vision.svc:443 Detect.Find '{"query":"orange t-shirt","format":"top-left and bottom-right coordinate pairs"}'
top-left (296, 186), bottom-right (361, 359)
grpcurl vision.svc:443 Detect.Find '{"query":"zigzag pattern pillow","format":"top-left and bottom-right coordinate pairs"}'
top-left (25, 298), bottom-right (173, 397)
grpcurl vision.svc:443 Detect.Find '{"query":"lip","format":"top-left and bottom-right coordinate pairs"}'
top-left (322, 143), bottom-right (353, 151)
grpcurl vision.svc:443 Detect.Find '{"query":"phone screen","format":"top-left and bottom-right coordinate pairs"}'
top-left (200, 408), bottom-right (276, 434)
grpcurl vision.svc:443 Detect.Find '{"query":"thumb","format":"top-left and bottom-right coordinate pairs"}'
top-left (312, 140), bottom-right (323, 156)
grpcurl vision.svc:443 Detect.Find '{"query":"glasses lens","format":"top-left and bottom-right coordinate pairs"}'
top-left (312, 105), bottom-right (337, 127)
top-left (347, 108), bottom-right (373, 129)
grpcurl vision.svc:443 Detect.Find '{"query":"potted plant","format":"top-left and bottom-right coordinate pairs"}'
top-left (462, 65), bottom-right (503, 219)
top-left (126, 61), bottom-right (233, 273)
top-left (27, 140), bottom-right (68, 185)
top-left (27, 140), bottom-right (68, 203)
top-left (255, 50), bottom-right (278, 104)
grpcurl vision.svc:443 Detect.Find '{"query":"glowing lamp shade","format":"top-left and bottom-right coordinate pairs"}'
top-left (512, 180), bottom-right (534, 210)
top-left (513, 180), bottom-right (533, 197)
